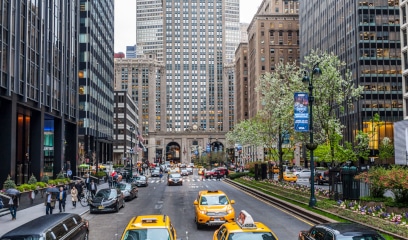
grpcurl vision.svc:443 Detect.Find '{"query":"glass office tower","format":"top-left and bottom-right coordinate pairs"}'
top-left (77, 0), bottom-right (115, 169)
top-left (0, 1), bottom-right (79, 183)
top-left (300, 0), bottom-right (402, 163)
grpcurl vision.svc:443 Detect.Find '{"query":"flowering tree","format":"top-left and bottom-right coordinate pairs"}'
top-left (378, 137), bottom-right (394, 164)
top-left (300, 50), bottom-right (363, 165)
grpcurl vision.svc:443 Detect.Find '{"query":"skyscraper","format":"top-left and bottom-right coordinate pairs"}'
top-left (0, 1), bottom-right (79, 183)
top-left (136, 0), bottom-right (164, 61)
top-left (300, 0), bottom-right (402, 164)
top-left (77, 0), bottom-right (115, 168)
top-left (122, 0), bottom-right (241, 164)
top-left (126, 45), bottom-right (137, 58)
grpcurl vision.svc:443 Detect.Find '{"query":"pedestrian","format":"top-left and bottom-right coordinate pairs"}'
top-left (85, 174), bottom-right (91, 191)
top-left (71, 186), bottom-right (78, 208)
top-left (45, 192), bottom-right (56, 215)
top-left (67, 168), bottom-right (72, 179)
top-left (58, 186), bottom-right (66, 212)
top-left (75, 180), bottom-right (83, 199)
top-left (216, 170), bottom-right (221, 181)
top-left (8, 194), bottom-right (19, 220)
top-left (108, 175), bottom-right (113, 188)
top-left (90, 179), bottom-right (97, 197)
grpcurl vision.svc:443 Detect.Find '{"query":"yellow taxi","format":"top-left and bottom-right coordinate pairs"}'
top-left (283, 171), bottom-right (297, 182)
top-left (120, 215), bottom-right (177, 240)
top-left (213, 210), bottom-right (278, 240)
top-left (194, 190), bottom-right (235, 229)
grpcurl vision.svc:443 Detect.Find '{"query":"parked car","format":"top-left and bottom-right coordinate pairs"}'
top-left (293, 169), bottom-right (312, 178)
top-left (133, 175), bottom-right (148, 187)
top-left (117, 182), bottom-right (138, 200)
top-left (90, 188), bottom-right (125, 213)
top-left (0, 213), bottom-right (89, 240)
top-left (298, 222), bottom-right (385, 240)
top-left (167, 173), bottom-right (183, 186)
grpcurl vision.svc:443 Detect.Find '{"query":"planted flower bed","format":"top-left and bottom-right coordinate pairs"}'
top-left (235, 176), bottom-right (408, 238)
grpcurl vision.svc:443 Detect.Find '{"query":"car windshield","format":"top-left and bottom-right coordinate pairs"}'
top-left (95, 189), bottom-right (116, 198)
top-left (122, 229), bottom-right (170, 240)
top-left (170, 174), bottom-right (181, 178)
top-left (228, 232), bottom-right (276, 240)
top-left (200, 195), bottom-right (229, 205)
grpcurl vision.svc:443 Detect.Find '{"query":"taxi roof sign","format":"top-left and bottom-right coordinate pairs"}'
top-left (141, 218), bottom-right (158, 223)
top-left (236, 210), bottom-right (257, 229)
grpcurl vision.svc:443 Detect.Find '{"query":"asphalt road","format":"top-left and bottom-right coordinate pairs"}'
top-left (84, 171), bottom-right (312, 240)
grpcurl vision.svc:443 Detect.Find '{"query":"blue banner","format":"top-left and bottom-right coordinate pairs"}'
top-left (294, 92), bottom-right (309, 132)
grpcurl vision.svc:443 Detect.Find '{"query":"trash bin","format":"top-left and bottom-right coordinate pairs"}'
top-left (341, 166), bottom-right (360, 200)
top-left (328, 169), bottom-right (341, 200)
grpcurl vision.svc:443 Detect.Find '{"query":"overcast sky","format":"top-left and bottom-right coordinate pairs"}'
top-left (114, 0), bottom-right (263, 53)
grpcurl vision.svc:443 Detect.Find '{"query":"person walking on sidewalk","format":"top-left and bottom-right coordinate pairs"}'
top-left (45, 192), bottom-right (56, 215)
top-left (90, 180), bottom-right (97, 197)
top-left (8, 194), bottom-right (19, 220)
top-left (71, 186), bottom-right (78, 208)
top-left (58, 186), bottom-right (66, 212)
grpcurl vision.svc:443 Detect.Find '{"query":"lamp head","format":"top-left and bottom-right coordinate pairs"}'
top-left (312, 65), bottom-right (322, 77)
top-left (302, 73), bottom-right (310, 85)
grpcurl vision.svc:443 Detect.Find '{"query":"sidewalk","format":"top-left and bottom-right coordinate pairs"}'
top-left (0, 182), bottom-right (109, 236)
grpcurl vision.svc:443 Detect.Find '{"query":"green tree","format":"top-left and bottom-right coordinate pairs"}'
top-left (378, 137), bottom-right (394, 164)
top-left (355, 130), bottom-right (370, 162)
top-left (301, 50), bottom-right (363, 166)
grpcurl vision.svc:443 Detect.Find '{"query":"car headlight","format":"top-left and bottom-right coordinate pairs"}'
top-left (199, 210), bottom-right (207, 214)
top-left (227, 209), bottom-right (233, 214)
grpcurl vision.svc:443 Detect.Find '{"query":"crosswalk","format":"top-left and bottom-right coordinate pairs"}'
top-left (147, 176), bottom-right (222, 184)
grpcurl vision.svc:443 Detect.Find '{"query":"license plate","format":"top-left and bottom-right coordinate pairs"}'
top-left (98, 206), bottom-right (104, 209)
top-left (214, 218), bottom-right (220, 221)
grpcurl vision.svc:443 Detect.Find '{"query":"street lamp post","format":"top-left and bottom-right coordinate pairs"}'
top-left (129, 125), bottom-right (135, 179)
top-left (278, 123), bottom-right (284, 181)
top-left (209, 136), bottom-right (213, 168)
top-left (302, 63), bottom-right (322, 208)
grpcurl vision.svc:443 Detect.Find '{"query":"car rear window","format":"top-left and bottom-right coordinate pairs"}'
top-left (122, 229), bottom-right (169, 240)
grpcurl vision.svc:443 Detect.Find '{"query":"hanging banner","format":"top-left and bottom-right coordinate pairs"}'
top-left (294, 92), bottom-right (309, 132)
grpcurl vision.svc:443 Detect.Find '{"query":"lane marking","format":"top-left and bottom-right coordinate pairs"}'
top-left (227, 182), bottom-right (315, 226)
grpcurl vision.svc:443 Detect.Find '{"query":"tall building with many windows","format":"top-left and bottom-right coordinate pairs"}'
top-left (247, 0), bottom-right (300, 119)
top-left (0, 1), bottom-right (79, 184)
top-left (118, 0), bottom-right (241, 165)
top-left (77, 0), bottom-right (115, 169)
top-left (300, 0), bottom-right (402, 164)
top-left (126, 45), bottom-right (137, 58)
top-left (136, 0), bottom-right (164, 61)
